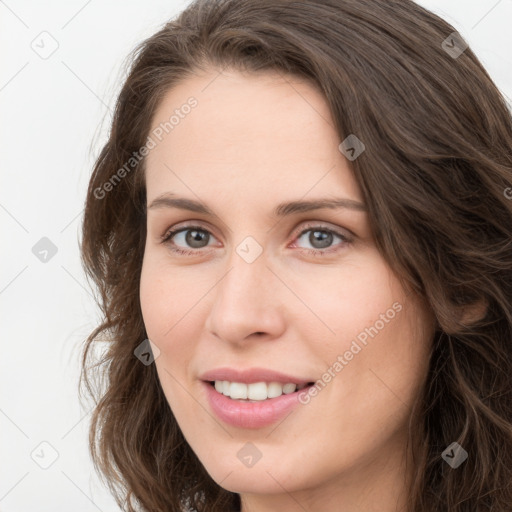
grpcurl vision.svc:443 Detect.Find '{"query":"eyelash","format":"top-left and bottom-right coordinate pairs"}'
top-left (159, 222), bottom-right (353, 257)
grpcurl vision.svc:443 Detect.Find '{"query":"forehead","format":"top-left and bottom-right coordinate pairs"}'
top-left (145, 69), bottom-right (362, 204)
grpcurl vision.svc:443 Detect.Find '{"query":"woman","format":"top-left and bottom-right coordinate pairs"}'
top-left (80, 0), bottom-right (512, 510)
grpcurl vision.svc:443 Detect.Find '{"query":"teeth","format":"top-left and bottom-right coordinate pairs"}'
top-left (230, 382), bottom-right (248, 399)
top-left (282, 383), bottom-right (298, 394)
top-left (267, 382), bottom-right (284, 398)
top-left (212, 380), bottom-right (308, 401)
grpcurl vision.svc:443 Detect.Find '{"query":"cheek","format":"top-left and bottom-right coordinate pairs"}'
top-left (299, 251), bottom-right (433, 409)
top-left (139, 252), bottom-right (197, 339)
top-left (293, 251), bottom-right (401, 353)
top-left (139, 253), bottom-right (208, 385)
top-left (139, 261), bottom-right (197, 417)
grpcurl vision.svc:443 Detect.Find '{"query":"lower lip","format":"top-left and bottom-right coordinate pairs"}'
top-left (202, 381), bottom-right (311, 429)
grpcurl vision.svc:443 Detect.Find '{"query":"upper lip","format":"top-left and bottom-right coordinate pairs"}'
top-left (199, 367), bottom-right (314, 385)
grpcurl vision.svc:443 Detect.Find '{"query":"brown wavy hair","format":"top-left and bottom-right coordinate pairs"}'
top-left (79, 0), bottom-right (512, 510)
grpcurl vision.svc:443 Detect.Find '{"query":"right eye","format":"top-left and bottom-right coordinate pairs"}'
top-left (160, 225), bottom-right (217, 255)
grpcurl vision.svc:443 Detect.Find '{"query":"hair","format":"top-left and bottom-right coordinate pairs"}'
top-left (79, 0), bottom-right (512, 510)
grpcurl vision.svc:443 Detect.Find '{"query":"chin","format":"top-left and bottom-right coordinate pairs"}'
top-left (201, 453), bottom-right (307, 495)
top-left (211, 469), bottom-right (291, 495)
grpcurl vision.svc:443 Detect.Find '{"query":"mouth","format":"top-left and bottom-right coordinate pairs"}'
top-left (202, 379), bottom-right (316, 428)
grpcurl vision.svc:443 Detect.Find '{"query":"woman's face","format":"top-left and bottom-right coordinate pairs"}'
top-left (140, 68), bottom-right (436, 509)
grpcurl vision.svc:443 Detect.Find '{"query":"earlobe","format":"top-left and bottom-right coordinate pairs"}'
top-left (434, 297), bottom-right (489, 334)
top-left (458, 298), bottom-right (488, 326)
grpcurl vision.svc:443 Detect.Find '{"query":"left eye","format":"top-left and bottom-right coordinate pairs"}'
top-left (293, 227), bottom-right (351, 252)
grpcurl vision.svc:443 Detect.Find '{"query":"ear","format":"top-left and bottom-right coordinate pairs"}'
top-left (458, 298), bottom-right (488, 326)
top-left (433, 297), bottom-right (489, 335)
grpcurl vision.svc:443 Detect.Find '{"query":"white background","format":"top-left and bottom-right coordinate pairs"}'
top-left (1, 1), bottom-right (511, 510)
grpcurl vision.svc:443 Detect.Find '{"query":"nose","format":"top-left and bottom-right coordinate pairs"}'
top-left (204, 248), bottom-right (286, 346)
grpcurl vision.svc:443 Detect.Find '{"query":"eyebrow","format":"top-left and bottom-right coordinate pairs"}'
top-left (147, 193), bottom-right (367, 216)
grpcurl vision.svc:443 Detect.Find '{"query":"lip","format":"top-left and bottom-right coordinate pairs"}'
top-left (201, 380), bottom-right (313, 429)
top-left (198, 367), bottom-right (313, 385)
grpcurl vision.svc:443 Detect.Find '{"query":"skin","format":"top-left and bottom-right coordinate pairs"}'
top-left (139, 68), bottom-right (437, 512)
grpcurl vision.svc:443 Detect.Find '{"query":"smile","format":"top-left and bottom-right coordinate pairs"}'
top-left (202, 380), bottom-right (315, 428)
